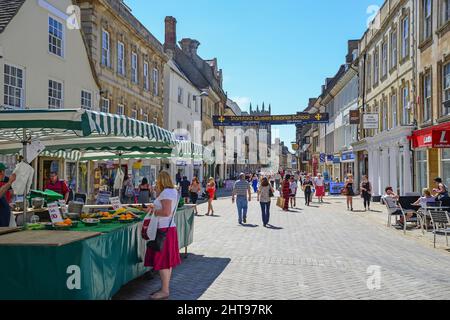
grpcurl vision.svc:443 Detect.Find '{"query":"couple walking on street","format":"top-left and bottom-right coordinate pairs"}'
top-left (232, 173), bottom-right (275, 227)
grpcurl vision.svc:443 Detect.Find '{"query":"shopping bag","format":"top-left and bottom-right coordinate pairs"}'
top-left (276, 197), bottom-right (285, 209)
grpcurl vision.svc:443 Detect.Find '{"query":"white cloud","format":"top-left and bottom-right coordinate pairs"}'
top-left (231, 97), bottom-right (251, 109)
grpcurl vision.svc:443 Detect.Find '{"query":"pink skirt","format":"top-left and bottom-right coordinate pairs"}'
top-left (315, 185), bottom-right (325, 197)
top-left (144, 227), bottom-right (181, 271)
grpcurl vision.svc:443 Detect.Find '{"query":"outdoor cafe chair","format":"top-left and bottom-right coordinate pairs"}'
top-left (384, 196), bottom-right (418, 234)
top-left (416, 202), bottom-right (443, 234)
top-left (428, 210), bottom-right (450, 248)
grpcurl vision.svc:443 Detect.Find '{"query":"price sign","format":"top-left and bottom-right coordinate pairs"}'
top-left (58, 200), bottom-right (68, 216)
top-left (47, 202), bottom-right (64, 223)
top-left (109, 197), bottom-right (122, 210)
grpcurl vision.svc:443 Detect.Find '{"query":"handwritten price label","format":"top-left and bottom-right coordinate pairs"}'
top-left (48, 202), bottom-right (64, 223)
top-left (59, 200), bottom-right (68, 216)
top-left (109, 197), bottom-right (122, 211)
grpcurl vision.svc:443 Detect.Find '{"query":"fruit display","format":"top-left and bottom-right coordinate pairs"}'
top-left (99, 212), bottom-right (114, 223)
top-left (119, 213), bottom-right (135, 223)
top-left (54, 219), bottom-right (72, 230)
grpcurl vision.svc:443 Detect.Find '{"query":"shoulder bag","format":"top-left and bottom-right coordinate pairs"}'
top-left (143, 193), bottom-right (180, 252)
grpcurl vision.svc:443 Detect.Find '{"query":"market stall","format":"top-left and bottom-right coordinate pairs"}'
top-left (0, 109), bottom-right (198, 300)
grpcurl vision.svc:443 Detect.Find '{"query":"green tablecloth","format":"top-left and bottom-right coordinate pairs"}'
top-left (0, 206), bottom-right (195, 300)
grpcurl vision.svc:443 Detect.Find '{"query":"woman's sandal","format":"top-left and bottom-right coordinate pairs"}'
top-left (150, 292), bottom-right (169, 300)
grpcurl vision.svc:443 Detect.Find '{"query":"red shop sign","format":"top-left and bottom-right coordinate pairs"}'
top-left (410, 122), bottom-right (450, 148)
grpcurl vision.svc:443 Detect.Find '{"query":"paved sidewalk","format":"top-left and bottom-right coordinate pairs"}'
top-left (114, 194), bottom-right (450, 300)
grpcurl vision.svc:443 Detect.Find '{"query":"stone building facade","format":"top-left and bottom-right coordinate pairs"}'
top-left (409, 0), bottom-right (450, 191)
top-left (76, 0), bottom-right (167, 126)
top-left (164, 16), bottom-right (227, 181)
top-left (354, 0), bottom-right (416, 196)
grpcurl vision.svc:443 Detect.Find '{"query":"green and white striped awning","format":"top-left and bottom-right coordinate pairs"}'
top-left (0, 109), bottom-right (175, 145)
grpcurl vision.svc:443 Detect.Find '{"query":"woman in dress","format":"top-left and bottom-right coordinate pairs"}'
top-left (206, 177), bottom-right (216, 216)
top-left (281, 174), bottom-right (291, 211)
top-left (257, 177), bottom-right (274, 227)
top-left (360, 175), bottom-right (372, 211)
top-left (189, 176), bottom-right (201, 215)
top-left (313, 173), bottom-right (325, 203)
top-left (138, 177), bottom-right (152, 204)
top-left (143, 171), bottom-right (181, 300)
top-left (344, 173), bottom-right (355, 211)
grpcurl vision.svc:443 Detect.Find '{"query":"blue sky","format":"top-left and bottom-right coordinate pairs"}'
top-left (126, 0), bottom-right (384, 151)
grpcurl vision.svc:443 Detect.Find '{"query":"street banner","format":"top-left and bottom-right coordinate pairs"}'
top-left (213, 113), bottom-right (329, 127)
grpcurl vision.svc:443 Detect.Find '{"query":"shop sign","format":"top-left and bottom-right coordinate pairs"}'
top-left (319, 153), bottom-right (326, 163)
top-left (349, 110), bottom-right (360, 125)
top-left (333, 157), bottom-right (341, 164)
top-left (341, 152), bottom-right (355, 162)
top-left (326, 155), bottom-right (334, 162)
top-left (411, 129), bottom-right (450, 148)
top-left (176, 160), bottom-right (187, 167)
top-left (363, 113), bottom-right (379, 129)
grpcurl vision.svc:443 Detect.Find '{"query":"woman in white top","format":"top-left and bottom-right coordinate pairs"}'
top-left (144, 171), bottom-right (181, 300)
top-left (313, 173), bottom-right (325, 203)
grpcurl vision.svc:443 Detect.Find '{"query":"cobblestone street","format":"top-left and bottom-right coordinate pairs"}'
top-left (114, 193), bottom-right (450, 300)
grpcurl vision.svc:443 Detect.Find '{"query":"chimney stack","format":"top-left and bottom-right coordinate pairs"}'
top-left (179, 38), bottom-right (200, 57)
top-left (164, 16), bottom-right (177, 52)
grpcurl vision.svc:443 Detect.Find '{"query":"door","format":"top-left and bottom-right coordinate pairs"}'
top-left (38, 157), bottom-right (63, 190)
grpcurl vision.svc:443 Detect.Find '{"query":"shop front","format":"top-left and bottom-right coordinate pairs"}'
top-left (340, 151), bottom-right (355, 179)
top-left (366, 126), bottom-right (413, 196)
top-left (409, 122), bottom-right (450, 192)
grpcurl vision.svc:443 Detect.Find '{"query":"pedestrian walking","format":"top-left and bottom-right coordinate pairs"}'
top-left (232, 173), bottom-right (252, 224)
top-left (252, 174), bottom-right (259, 193)
top-left (275, 172), bottom-right (281, 191)
top-left (122, 175), bottom-right (135, 204)
top-left (360, 175), bottom-right (372, 211)
top-left (189, 176), bottom-right (201, 215)
top-left (179, 176), bottom-right (191, 204)
top-left (302, 175), bottom-right (313, 206)
top-left (289, 176), bottom-right (298, 208)
top-left (206, 178), bottom-right (216, 216)
top-left (257, 177), bottom-right (274, 227)
top-left (142, 171), bottom-right (181, 300)
top-left (175, 171), bottom-right (182, 186)
top-left (138, 177), bottom-right (152, 204)
top-left (281, 174), bottom-right (291, 211)
top-left (344, 174), bottom-right (355, 211)
top-left (313, 173), bottom-right (325, 203)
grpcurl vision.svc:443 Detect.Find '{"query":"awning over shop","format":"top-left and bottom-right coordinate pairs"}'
top-left (0, 109), bottom-right (175, 145)
top-left (409, 122), bottom-right (450, 148)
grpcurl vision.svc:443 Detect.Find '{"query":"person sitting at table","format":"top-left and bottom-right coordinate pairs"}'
top-left (44, 172), bottom-right (70, 202)
top-left (432, 177), bottom-right (450, 202)
top-left (383, 186), bottom-right (413, 226)
top-left (412, 188), bottom-right (435, 209)
top-left (0, 173), bottom-right (16, 227)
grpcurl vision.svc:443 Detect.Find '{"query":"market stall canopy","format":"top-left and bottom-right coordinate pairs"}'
top-left (0, 109), bottom-right (176, 145)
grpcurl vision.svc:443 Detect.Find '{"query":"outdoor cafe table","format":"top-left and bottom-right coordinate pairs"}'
top-left (0, 206), bottom-right (195, 300)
